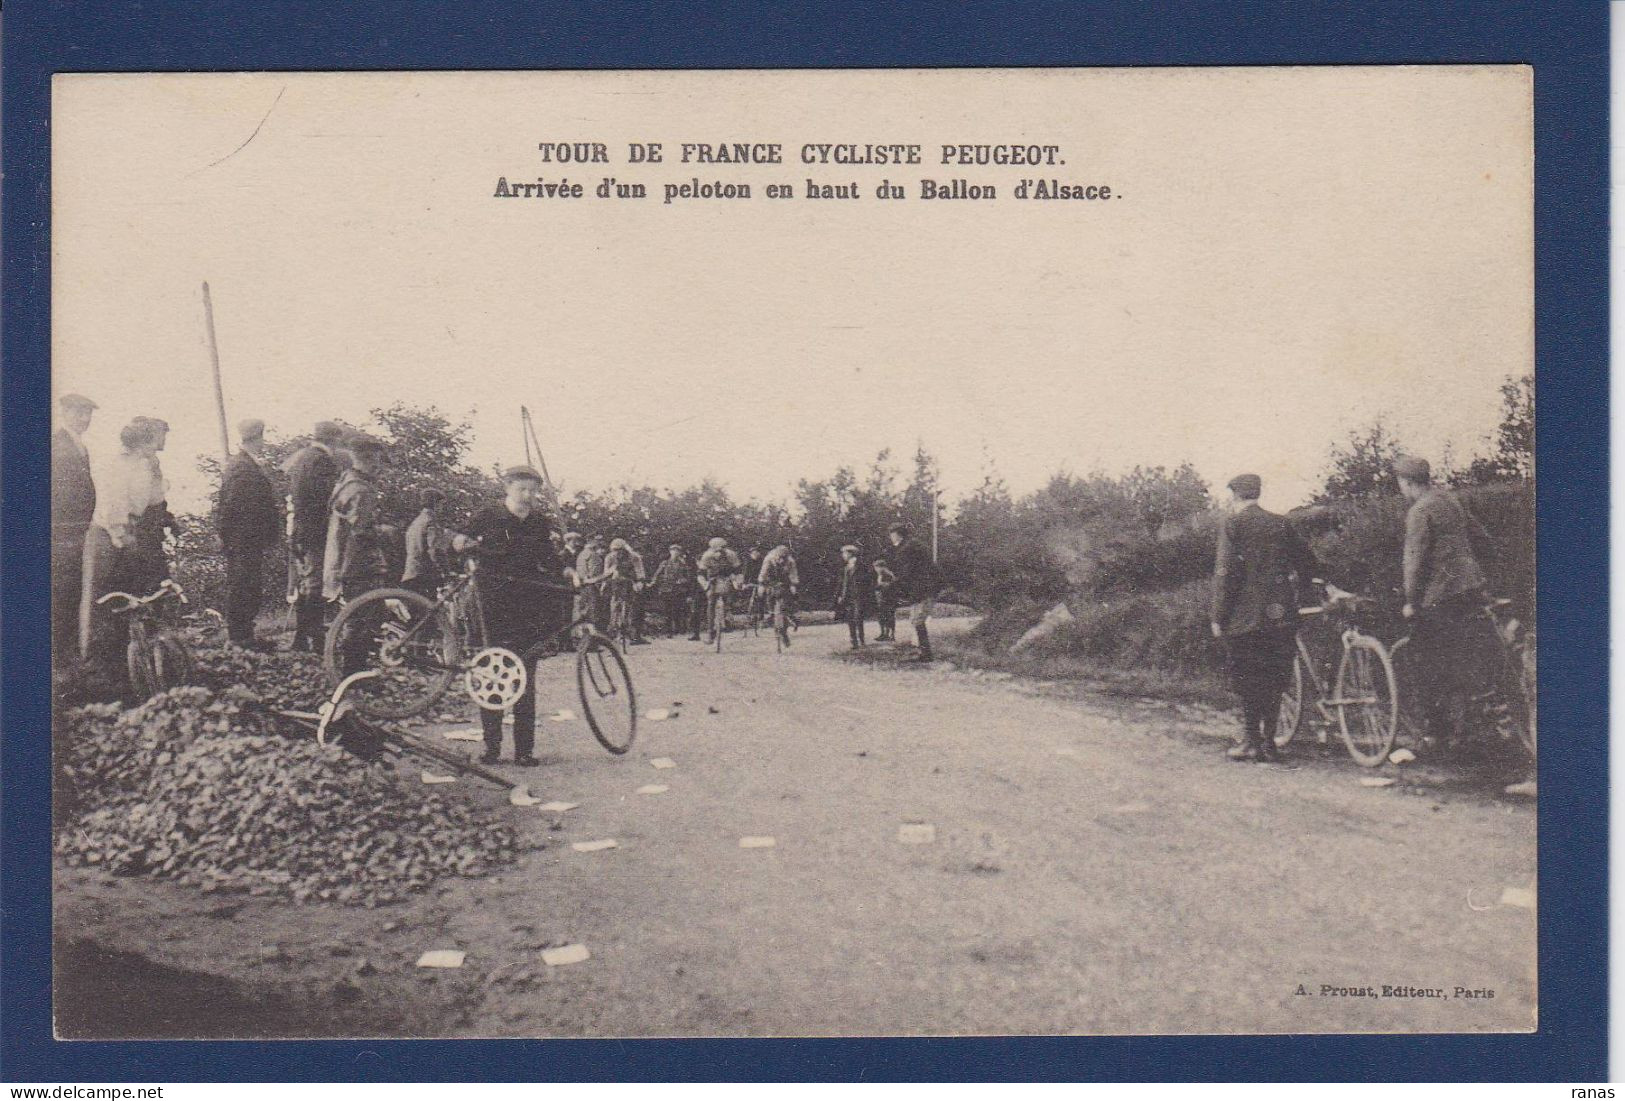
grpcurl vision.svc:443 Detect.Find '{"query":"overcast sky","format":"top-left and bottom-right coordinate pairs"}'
top-left (53, 67), bottom-right (1531, 516)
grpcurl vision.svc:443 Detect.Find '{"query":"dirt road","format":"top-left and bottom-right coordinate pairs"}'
top-left (55, 621), bottom-right (1536, 1037)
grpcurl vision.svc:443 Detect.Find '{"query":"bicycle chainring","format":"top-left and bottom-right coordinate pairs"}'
top-left (465, 646), bottom-right (527, 711)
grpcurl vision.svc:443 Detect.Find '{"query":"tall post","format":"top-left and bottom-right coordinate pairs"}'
top-left (201, 282), bottom-right (231, 460)
top-left (932, 487), bottom-right (941, 563)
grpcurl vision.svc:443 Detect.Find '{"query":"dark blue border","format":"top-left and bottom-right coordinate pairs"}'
top-left (3, 0), bottom-right (1607, 1082)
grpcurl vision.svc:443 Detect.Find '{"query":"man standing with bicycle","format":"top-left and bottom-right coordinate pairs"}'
top-left (1393, 456), bottom-right (1515, 768)
top-left (453, 465), bottom-right (566, 767)
top-left (1211, 473), bottom-right (1318, 762)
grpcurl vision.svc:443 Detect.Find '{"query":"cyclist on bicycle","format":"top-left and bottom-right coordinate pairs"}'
top-left (697, 537), bottom-right (740, 645)
top-left (758, 543), bottom-right (800, 649)
top-left (451, 465), bottom-right (565, 767)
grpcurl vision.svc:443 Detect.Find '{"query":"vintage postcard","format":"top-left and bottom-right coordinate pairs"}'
top-left (49, 67), bottom-right (1534, 1039)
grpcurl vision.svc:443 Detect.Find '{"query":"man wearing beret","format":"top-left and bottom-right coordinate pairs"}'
top-left (52, 393), bottom-right (97, 665)
top-left (283, 420), bottom-right (345, 652)
top-left (218, 418), bottom-right (282, 649)
top-left (453, 466), bottom-right (566, 766)
top-left (1211, 473), bottom-right (1320, 762)
top-left (1394, 457), bottom-right (1507, 749)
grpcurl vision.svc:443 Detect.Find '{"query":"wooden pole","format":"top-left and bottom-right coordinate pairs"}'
top-left (201, 282), bottom-right (231, 459)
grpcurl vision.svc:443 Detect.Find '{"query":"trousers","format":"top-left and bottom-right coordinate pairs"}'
top-left (225, 545), bottom-right (267, 644)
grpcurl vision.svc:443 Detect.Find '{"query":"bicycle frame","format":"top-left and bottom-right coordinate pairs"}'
top-left (380, 566), bottom-right (592, 673)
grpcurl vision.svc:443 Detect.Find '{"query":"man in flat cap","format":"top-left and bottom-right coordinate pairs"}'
top-left (52, 393), bottom-right (97, 665)
top-left (322, 435), bottom-right (390, 606)
top-left (452, 465), bottom-right (566, 766)
top-left (649, 543), bottom-right (696, 639)
top-left (282, 420), bottom-right (345, 651)
top-left (835, 543), bottom-right (870, 650)
top-left (1394, 456), bottom-right (1515, 762)
top-left (218, 418), bottom-right (282, 648)
top-left (1211, 473), bottom-right (1320, 762)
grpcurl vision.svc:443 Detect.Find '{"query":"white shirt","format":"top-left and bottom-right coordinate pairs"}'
top-left (93, 450), bottom-right (166, 545)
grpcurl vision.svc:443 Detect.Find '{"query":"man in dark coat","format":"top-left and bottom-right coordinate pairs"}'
top-left (1395, 455), bottom-right (1504, 744)
top-left (282, 420), bottom-right (344, 651)
top-left (218, 418), bottom-right (282, 648)
top-left (887, 523), bottom-right (940, 662)
top-left (455, 466), bottom-right (565, 766)
top-left (52, 393), bottom-right (97, 665)
top-left (1210, 473), bottom-right (1319, 761)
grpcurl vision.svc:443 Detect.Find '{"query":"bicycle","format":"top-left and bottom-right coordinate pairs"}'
top-left (277, 670), bottom-right (525, 792)
top-left (1274, 593), bottom-right (1401, 767)
top-left (764, 582), bottom-right (794, 653)
top-left (321, 559), bottom-right (636, 754)
top-left (96, 579), bottom-right (195, 702)
top-left (706, 579), bottom-right (732, 653)
top-left (1388, 597), bottom-right (1535, 766)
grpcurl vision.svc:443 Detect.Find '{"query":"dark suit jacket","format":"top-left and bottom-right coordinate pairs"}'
top-left (890, 540), bottom-right (939, 604)
top-left (284, 444), bottom-right (339, 553)
top-left (1403, 488), bottom-right (1492, 609)
top-left (836, 559), bottom-right (871, 612)
top-left (52, 427), bottom-right (95, 534)
top-left (1212, 503), bottom-right (1317, 637)
top-left (219, 450), bottom-right (281, 553)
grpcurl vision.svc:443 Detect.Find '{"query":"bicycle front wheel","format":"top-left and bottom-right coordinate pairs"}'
top-left (1275, 652), bottom-right (1305, 748)
top-left (577, 631), bottom-right (636, 754)
top-left (1335, 634), bottom-right (1398, 767)
top-left (324, 587), bottom-right (460, 720)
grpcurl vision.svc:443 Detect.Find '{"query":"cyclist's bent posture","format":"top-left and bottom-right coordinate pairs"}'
top-left (759, 544), bottom-right (800, 648)
top-left (454, 465), bottom-right (564, 766)
top-left (698, 537), bottom-right (741, 643)
top-left (1394, 456), bottom-right (1505, 745)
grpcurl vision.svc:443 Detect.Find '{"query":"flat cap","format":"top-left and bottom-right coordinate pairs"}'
top-left (669, 543), bottom-right (684, 551)
top-left (1226, 473), bottom-right (1262, 498)
top-left (708, 537), bottom-right (727, 549)
top-left (841, 544), bottom-right (859, 554)
top-left (1393, 455), bottom-right (1432, 483)
top-left (501, 464), bottom-right (544, 484)
top-left (563, 531), bottom-right (583, 543)
top-left (238, 418), bottom-right (265, 441)
top-left (346, 433), bottom-right (388, 456)
top-left (313, 420), bottom-right (344, 443)
top-left (59, 392), bottom-right (97, 411)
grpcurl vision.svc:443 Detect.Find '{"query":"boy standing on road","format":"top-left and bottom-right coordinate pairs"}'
top-left (455, 466), bottom-right (565, 767)
top-left (650, 543), bottom-right (695, 638)
top-left (835, 544), bottom-right (870, 650)
top-left (872, 558), bottom-right (898, 641)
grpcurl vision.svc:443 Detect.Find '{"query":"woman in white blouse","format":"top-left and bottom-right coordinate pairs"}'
top-left (79, 419), bottom-right (171, 660)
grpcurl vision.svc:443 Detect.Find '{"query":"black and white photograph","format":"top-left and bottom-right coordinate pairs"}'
top-left (48, 67), bottom-right (1536, 1039)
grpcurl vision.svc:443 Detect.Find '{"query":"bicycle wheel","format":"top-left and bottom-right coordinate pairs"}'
top-left (126, 634), bottom-right (160, 703)
top-left (152, 635), bottom-right (195, 690)
top-left (576, 631), bottom-right (636, 754)
top-left (324, 587), bottom-right (460, 720)
top-left (1335, 634), bottom-right (1398, 767)
top-left (1275, 652), bottom-right (1305, 748)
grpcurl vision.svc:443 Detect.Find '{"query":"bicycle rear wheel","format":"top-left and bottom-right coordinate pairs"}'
top-left (324, 587), bottom-right (460, 720)
top-left (1335, 635), bottom-right (1398, 767)
top-left (1275, 652), bottom-right (1305, 748)
top-left (577, 631), bottom-right (636, 754)
top-left (153, 635), bottom-right (195, 690)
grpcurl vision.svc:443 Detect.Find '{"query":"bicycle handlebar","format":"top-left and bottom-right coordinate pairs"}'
top-left (96, 579), bottom-right (187, 612)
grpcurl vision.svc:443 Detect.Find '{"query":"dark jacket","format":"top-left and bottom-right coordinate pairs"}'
top-left (1212, 503), bottom-right (1318, 637)
top-left (284, 444), bottom-right (340, 554)
top-left (836, 558), bottom-right (871, 613)
top-left (219, 450), bottom-right (281, 553)
top-left (52, 427), bottom-right (96, 535)
top-left (322, 468), bottom-right (385, 599)
top-left (889, 539), bottom-right (939, 604)
top-left (651, 554), bottom-right (695, 594)
top-left (1403, 488), bottom-right (1493, 609)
